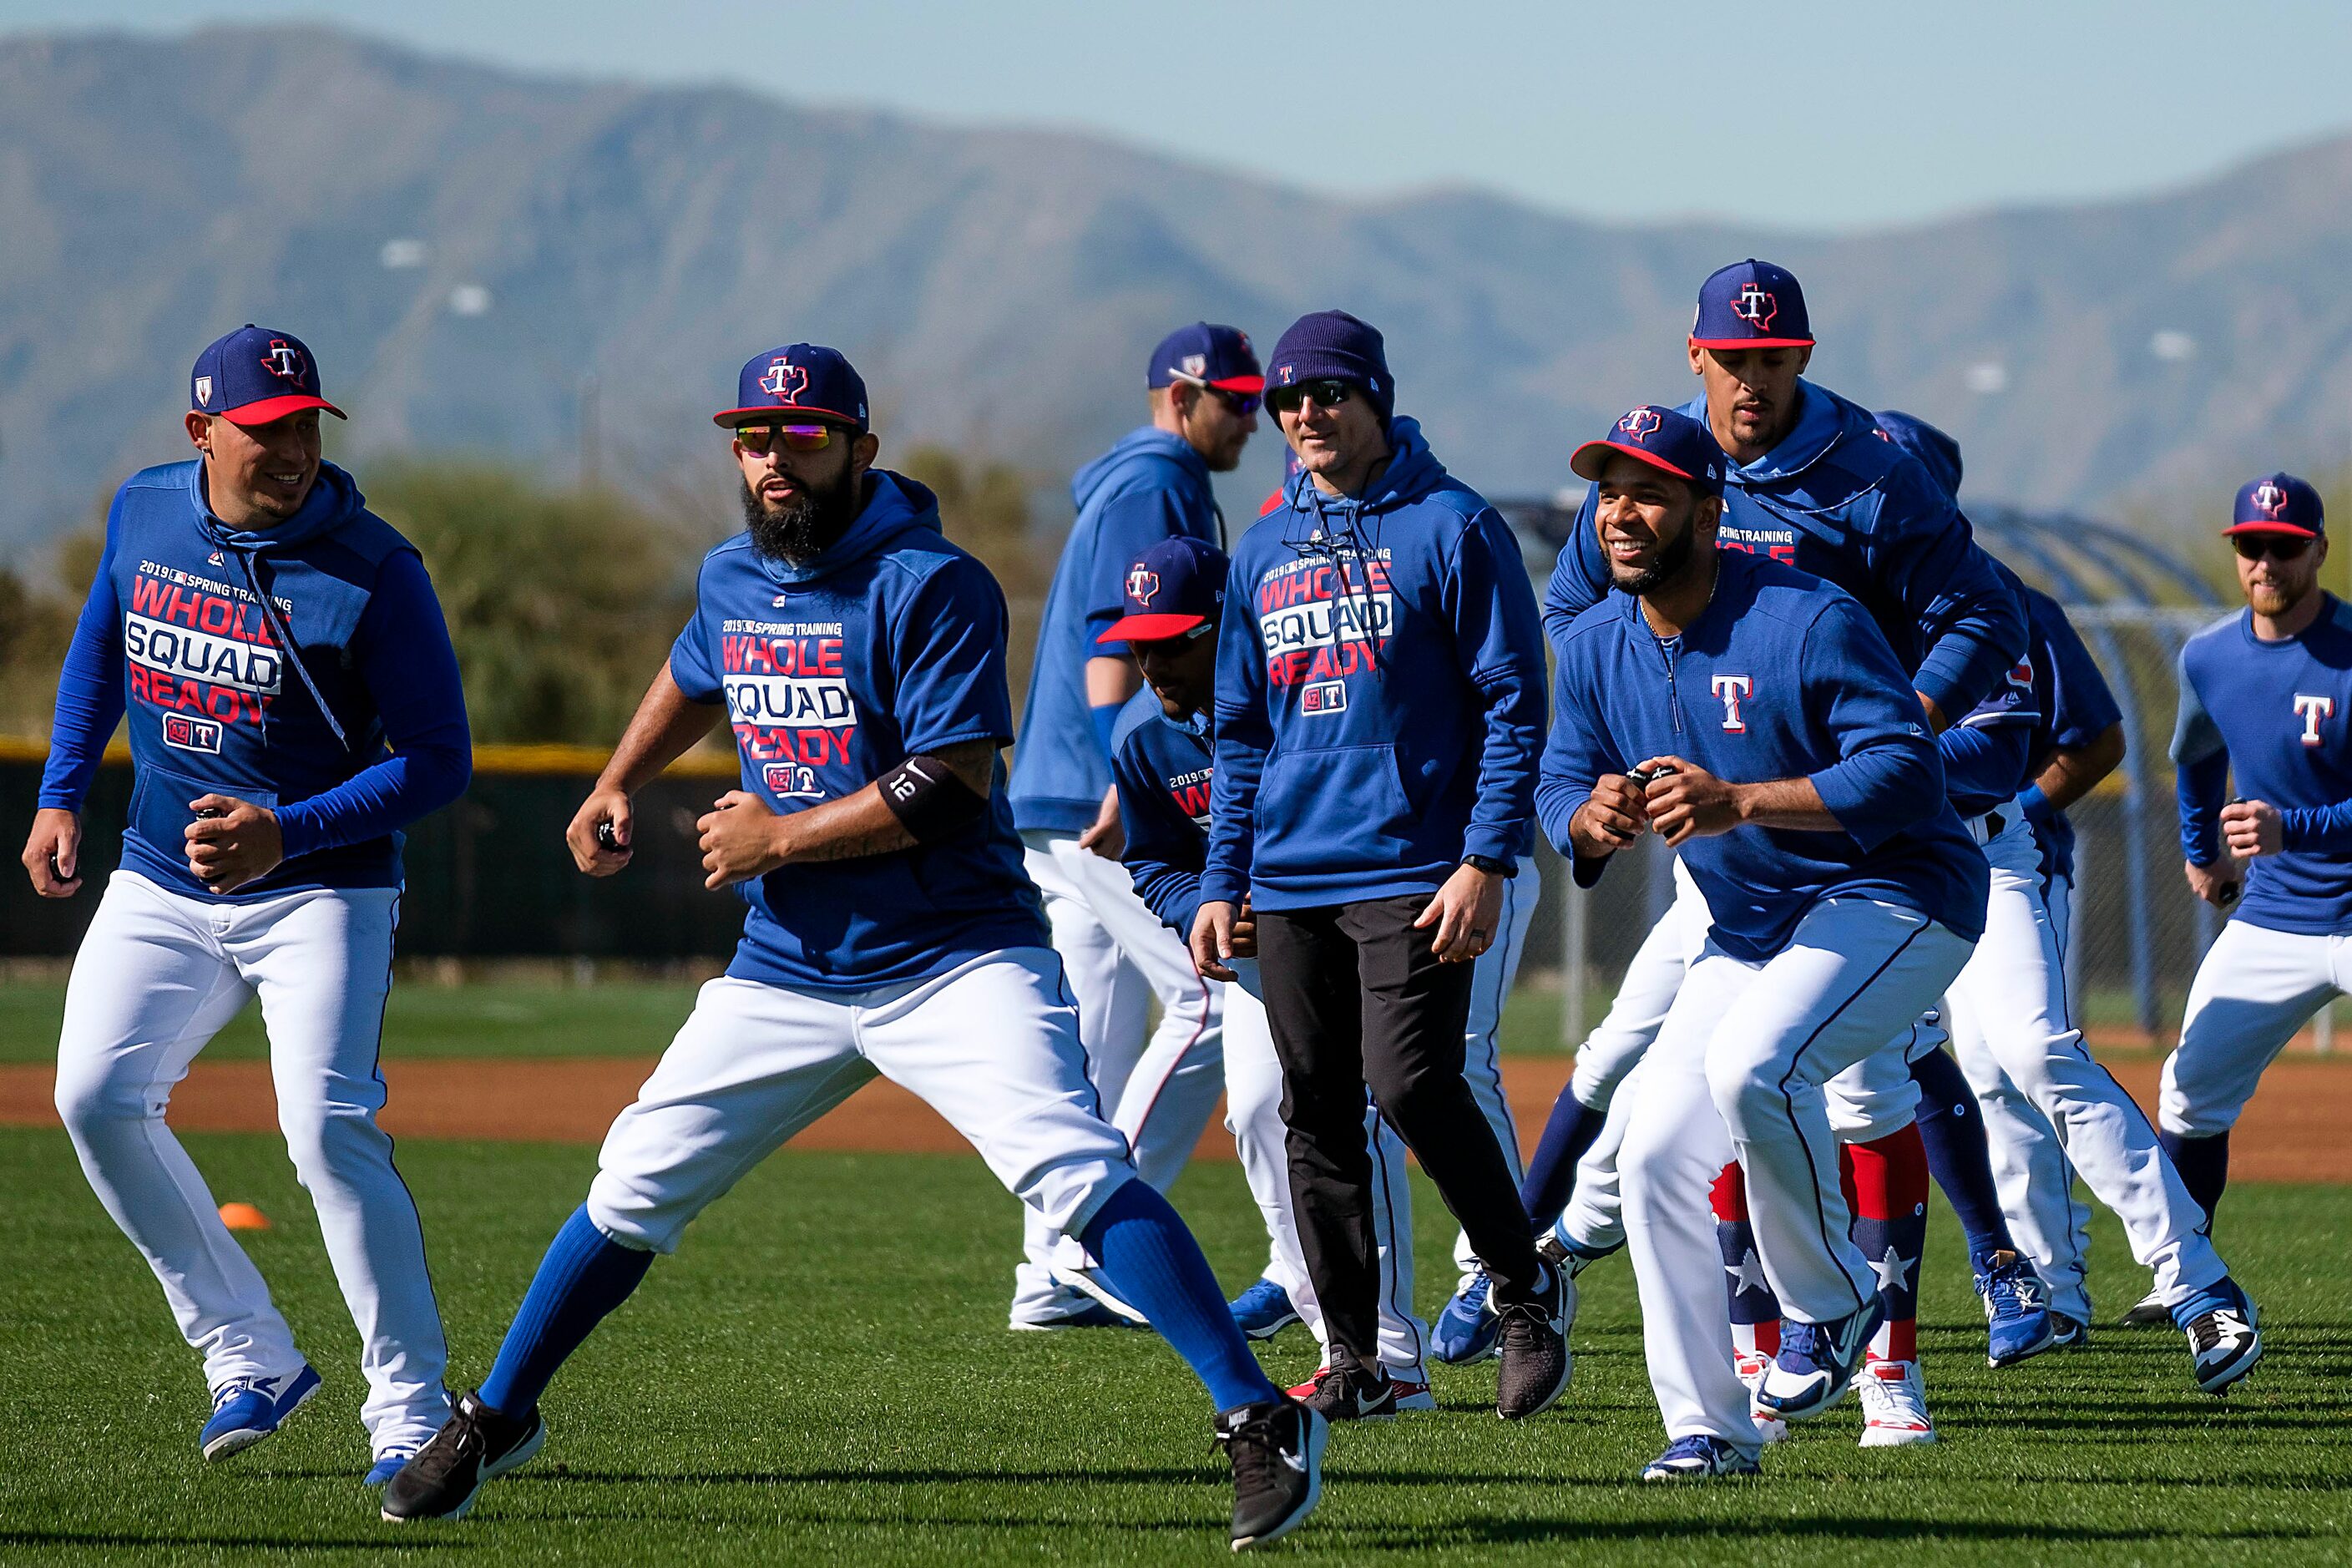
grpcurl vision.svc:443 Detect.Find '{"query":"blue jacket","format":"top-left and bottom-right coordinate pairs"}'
top-left (38, 460), bottom-right (470, 898)
top-left (1110, 688), bottom-right (1216, 935)
top-left (1009, 427), bottom-right (1222, 832)
top-left (669, 470), bottom-right (1048, 993)
top-left (2171, 595), bottom-right (2352, 935)
top-left (1204, 418), bottom-right (1547, 911)
top-left (1539, 550), bottom-right (1988, 961)
top-left (1544, 380), bottom-right (2026, 722)
top-left (1936, 559), bottom-right (2042, 819)
top-left (2016, 584), bottom-right (2122, 879)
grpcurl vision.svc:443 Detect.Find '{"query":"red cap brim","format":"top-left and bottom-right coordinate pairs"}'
top-left (714, 405), bottom-right (862, 429)
top-left (1096, 613), bottom-right (1208, 645)
top-left (1570, 439), bottom-right (1702, 486)
top-left (1209, 374), bottom-right (1266, 393)
top-left (1690, 334), bottom-right (1815, 351)
top-left (217, 394), bottom-right (346, 423)
top-left (2223, 522), bottom-right (2323, 539)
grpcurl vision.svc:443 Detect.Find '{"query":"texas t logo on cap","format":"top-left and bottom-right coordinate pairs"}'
top-left (716, 343), bottom-right (869, 430)
top-left (1126, 565), bottom-right (1161, 605)
top-left (2252, 482), bottom-right (2289, 518)
top-left (261, 339), bottom-right (306, 382)
top-left (1618, 407), bottom-right (1662, 442)
top-left (2224, 471), bottom-right (2324, 539)
top-left (188, 324), bottom-right (346, 425)
top-left (760, 358), bottom-right (810, 402)
top-left (1731, 286), bottom-right (1778, 331)
top-left (1691, 259), bottom-right (1815, 350)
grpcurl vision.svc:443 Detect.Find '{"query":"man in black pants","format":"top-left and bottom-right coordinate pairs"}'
top-left (1191, 311), bottom-right (1567, 1420)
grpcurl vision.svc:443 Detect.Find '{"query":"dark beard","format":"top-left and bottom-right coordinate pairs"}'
top-left (741, 472), bottom-right (860, 564)
top-left (1611, 521), bottom-right (1700, 598)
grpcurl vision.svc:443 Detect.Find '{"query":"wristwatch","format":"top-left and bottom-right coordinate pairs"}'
top-left (1461, 854), bottom-right (1509, 875)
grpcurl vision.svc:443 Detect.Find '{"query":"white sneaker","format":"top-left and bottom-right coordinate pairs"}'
top-left (1854, 1358), bottom-right (1936, 1447)
top-left (1735, 1351), bottom-right (1788, 1445)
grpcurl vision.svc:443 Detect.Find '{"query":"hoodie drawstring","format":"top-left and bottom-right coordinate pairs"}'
top-left (221, 544), bottom-right (352, 754)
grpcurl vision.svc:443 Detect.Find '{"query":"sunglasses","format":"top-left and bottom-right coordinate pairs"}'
top-left (1265, 379), bottom-right (1355, 416)
top-left (1170, 377), bottom-right (1261, 417)
top-left (2232, 533), bottom-right (2315, 562)
top-left (734, 422), bottom-right (839, 455)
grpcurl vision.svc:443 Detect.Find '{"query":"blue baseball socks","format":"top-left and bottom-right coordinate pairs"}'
top-left (1080, 1178), bottom-right (1282, 1414)
top-left (478, 1205), bottom-right (655, 1416)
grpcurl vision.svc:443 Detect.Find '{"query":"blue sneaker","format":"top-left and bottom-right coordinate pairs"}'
top-left (1640, 1434), bottom-right (1761, 1481)
top-left (1977, 1250), bottom-right (2058, 1368)
top-left (366, 1447), bottom-right (419, 1487)
top-left (1754, 1300), bottom-right (1883, 1422)
top-left (1229, 1277), bottom-right (1301, 1341)
top-left (200, 1364), bottom-right (321, 1460)
top-left (1432, 1268), bottom-right (1500, 1366)
top-left (2177, 1277), bottom-right (2262, 1396)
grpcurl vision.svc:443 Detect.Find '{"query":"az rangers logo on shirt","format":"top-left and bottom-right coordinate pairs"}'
top-left (1712, 673), bottom-right (1753, 732)
top-left (1731, 285), bottom-right (1778, 331)
top-left (762, 761), bottom-right (824, 800)
top-left (2295, 693), bottom-right (2334, 746)
top-left (760, 358), bottom-right (810, 402)
top-left (162, 714), bottom-right (223, 755)
top-left (1126, 566), bottom-right (1161, 605)
top-left (1301, 680), bottom-right (1348, 715)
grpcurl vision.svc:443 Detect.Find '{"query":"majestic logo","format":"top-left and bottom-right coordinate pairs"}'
top-left (162, 714), bottom-right (223, 754)
top-left (1730, 284), bottom-right (1778, 332)
top-left (1126, 566), bottom-right (1161, 605)
top-left (194, 376), bottom-right (213, 407)
top-left (260, 340), bottom-right (305, 382)
top-left (207, 551), bottom-right (224, 567)
top-left (760, 358), bottom-right (809, 402)
top-left (761, 761), bottom-right (824, 800)
top-left (1617, 407), bottom-right (1662, 443)
top-left (1300, 680), bottom-right (1348, 715)
top-left (771, 594), bottom-right (789, 608)
top-left (2296, 693), bottom-right (2334, 746)
top-left (1712, 673), bottom-right (1753, 732)
top-left (2252, 481), bottom-right (2290, 519)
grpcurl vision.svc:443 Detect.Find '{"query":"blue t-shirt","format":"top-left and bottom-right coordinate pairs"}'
top-left (668, 471), bottom-right (1047, 992)
top-left (1110, 688), bottom-right (1216, 936)
top-left (2172, 596), bottom-right (2352, 935)
top-left (1539, 550), bottom-right (1989, 961)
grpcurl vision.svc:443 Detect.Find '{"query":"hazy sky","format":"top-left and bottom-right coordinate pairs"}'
top-left (8, 1), bottom-right (2351, 231)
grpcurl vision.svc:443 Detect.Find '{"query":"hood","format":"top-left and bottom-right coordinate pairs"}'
top-left (756, 469), bottom-right (943, 586)
top-left (1677, 378), bottom-right (1871, 488)
top-left (1267, 417), bottom-right (1449, 542)
top-left (190, 459), bottom-right (367, 554)
top-left (1071, 427), bottom-right (1207, 515)
top-left (1871, 409), bottom-right (1963, 499)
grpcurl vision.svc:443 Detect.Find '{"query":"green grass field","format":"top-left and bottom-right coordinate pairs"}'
top-left (3, 1124), bottom-right (2349, 1565)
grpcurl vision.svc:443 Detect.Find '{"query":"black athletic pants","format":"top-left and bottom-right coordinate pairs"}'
top-left (1257, 893), bottom-right (1543, 1366)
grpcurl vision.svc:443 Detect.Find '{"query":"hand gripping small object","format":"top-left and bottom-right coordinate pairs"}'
top-left (1625, 763), bottom-right (1677, 789)
top-left (596, 821), bottom-right (620, 852)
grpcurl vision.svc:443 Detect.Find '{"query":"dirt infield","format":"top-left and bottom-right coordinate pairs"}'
top-left (3, 1050), bottom-right (2349, 1182)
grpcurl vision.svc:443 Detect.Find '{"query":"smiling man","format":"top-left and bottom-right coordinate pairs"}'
top-left (26, 325), bottom-right (473, 1480)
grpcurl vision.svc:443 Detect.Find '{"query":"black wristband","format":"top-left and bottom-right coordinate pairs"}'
top-left (878, 754), bottom-right (988, 843)
top-left (1461, 853), bottom-right (1510, 876)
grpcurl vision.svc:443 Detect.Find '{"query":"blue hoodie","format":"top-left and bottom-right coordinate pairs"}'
top-left (2016, 584), bottom-right (2122, 878)
top-left (38, 459), bottom-right (470, 899)
top-left (668, 470), bottom-right (1047, 993)
top-left (1203, 418), bottom-right (1547, 911)
top-left (1110, 687), bottom-right (1216, 935)
top-left (1540, 549), bottom-right (1988, 961)
top-left (1009, 427), bottom-right (1221, 832)
top-left (1545, 380), bottom-right (2026, 723)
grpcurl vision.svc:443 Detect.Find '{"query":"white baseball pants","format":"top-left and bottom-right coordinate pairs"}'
top-left (1621, 899), bottom-right (1972, 1451)
top-left (2163, 918), bottom-right (2352, 1138)
top-left (1016, 832), bottom-right (1224, 1322)
top-left (52, 869), bottom-right (450, 1454)
top-left (589, 949), bottom-right (1133, 1254)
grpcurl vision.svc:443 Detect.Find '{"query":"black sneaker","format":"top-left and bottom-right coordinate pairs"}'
top-left (1292, 1343), bottom-right (1397, 1422)
top-left (1216, 1396), bottom-right (1326, 1550)
top-left (380, 1390), bottom-right (546, 1522)
top-left (1495, 1262), bottom-right (1572, 1419)
top-left (2182, 1280), bottom-right (2263, 1396)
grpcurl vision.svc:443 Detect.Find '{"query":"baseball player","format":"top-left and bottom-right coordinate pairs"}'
top-left (2148, 472), bottom-right (2344, 1358)
top-left (1194, 311), bottom-right (1568, 1424)
top-left (23, 326), bottom-right (471, 1479)
top-left (1540, 405), bottom-right (1987, 1479)
top-left (1105, 534), bottom-right (1435, 1405)
top-left (379, 345), bottom-right (1324, 1552)
top-left (1005, 323), bottom-right (1261, 1329)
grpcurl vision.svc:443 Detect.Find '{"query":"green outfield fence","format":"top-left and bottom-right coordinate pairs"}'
top-left (0, 741), bottom-right (751, 959)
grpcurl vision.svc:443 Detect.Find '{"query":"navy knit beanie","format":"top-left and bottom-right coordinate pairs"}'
top-left (1266, 310), bottom-right (1394, 427)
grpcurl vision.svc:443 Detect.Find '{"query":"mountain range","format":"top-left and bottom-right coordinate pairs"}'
top-left (2, 24), bottom-right (2349, 555)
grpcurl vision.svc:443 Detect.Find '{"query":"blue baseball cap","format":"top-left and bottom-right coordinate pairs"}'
top-left (1097, 535), bottom-right (1229, 645)
top-left (1148, 323), bottom-right (1263, 393)
top-left (2226, 472), bottom-right (2324, 539)
top-left (1571, 405), bottom-right (1727, 495)
top-left (190, 325), bottom-right (346, 424)
top-left (1691, 258), bottom-right (1814, 351)
top-left (715, 343), bottom-right (869, 430)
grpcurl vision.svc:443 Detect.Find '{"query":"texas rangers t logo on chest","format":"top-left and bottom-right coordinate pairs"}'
top-left (1712, 674), bottom-right (1753, 732)
top-left (2295, 693), bottom-right (2334, 747)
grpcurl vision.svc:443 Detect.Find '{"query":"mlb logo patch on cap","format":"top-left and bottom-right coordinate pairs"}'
top-left (190, 325), bottom-right (346, 424)
top-left (715, 342), bottom-right (870, 430)
top-left (1692, 259), bottom-right (1814, 350)
top-left (2224, 472), bottom-right (2324, 539)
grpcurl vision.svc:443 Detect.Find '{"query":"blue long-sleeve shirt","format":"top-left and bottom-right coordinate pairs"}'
top-left (2171, 595), bottom-right (2352, 933)
top-left (39, 459), bottom-right (470, 898)
top-left (1539, 549), bottom-right (1987, 960)
top-left (1544, 380), bottom-right (2025, 723)
top-left (1204, 418), bottom-right (1547, 911)
top-left (1109, 688), bottom-right (1215, 935)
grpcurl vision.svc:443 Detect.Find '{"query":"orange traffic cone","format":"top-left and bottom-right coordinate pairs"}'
top-left (219, 1202), bottom-right (271, 1231)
